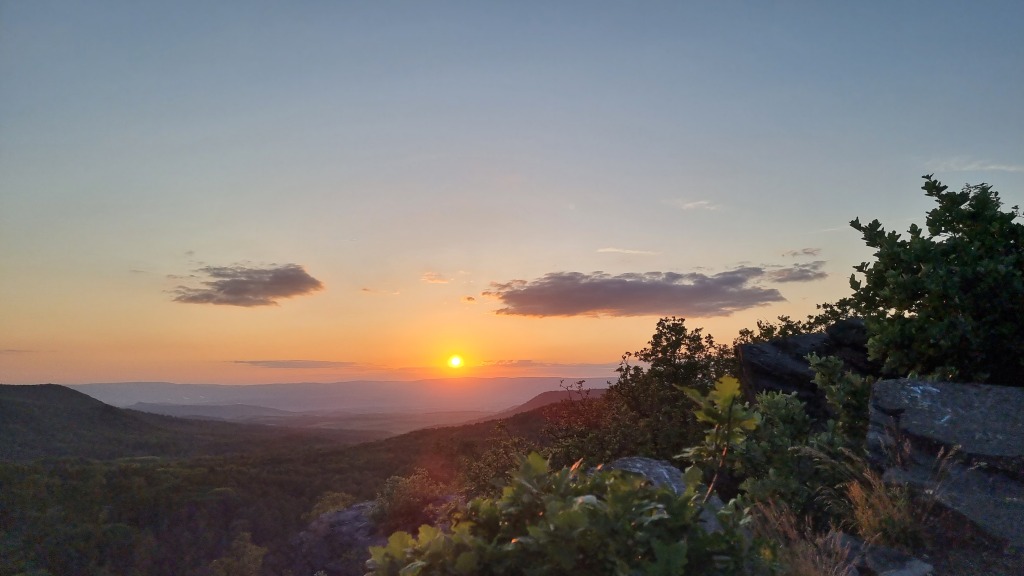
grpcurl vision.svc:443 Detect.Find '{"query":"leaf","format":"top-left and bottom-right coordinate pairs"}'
top-left (399, 560), bottom-right (426, 576)
top-left (453, 551), bottom-right (479, 574)
top-left (522, 452), bottom-right (549, 477)
top-left (708, 376), bottom-right (742, 405)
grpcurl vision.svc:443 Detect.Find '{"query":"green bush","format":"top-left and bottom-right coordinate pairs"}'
top-left (678, 376), bottom-right (760, 498)
top-left (368, 453), bottom-right (764, 576)
top-left (371, 469), bottom-right (450, 534)
top-left (305, 491), bottom-right (356, 521)
top-left (682, 361), bottom-right (871, 526)
top-left (849, 174), bottom-right (1024, 383)
top-left (458, 422), bottom-right (537, 498)
top-left (207, 532), bottom-right (266, 576)
top-left (543, 318), bottom-right (733, 468)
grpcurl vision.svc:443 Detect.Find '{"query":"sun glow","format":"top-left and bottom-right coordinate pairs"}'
top-left (447, 354), bottom-right (463, 369)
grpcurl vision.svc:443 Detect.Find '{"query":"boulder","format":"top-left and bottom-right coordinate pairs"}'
top-left (735, 318), bottom-right (876, 420)
top-left (833, 532), bottom-right (933, 576)
top-left (290, 501), bottom-right (385, 576)
top-left (607, 456), bottom-right (725, 534)
top-left (868, 379), bottom-right (1024, 549)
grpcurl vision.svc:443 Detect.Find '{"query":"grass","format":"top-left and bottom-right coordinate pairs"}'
top-left (752, 501), bottom-right (852, 576)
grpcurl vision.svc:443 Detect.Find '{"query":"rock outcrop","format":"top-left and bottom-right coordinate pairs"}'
top-left (735, 318), bottom-right (877, 420)
top-left (868, 379), bottom-right (1024, 550)
top-left (290, 501), bottom-right (385, 576)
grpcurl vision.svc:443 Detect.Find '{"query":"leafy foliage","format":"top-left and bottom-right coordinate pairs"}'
top-left (368, 453), bottom-right (765, 576)
top-left (683, 358), bottom-right (873, 526)
top-left (0, 407), bottom-right (547, 576)
top-left (371, 469), bottom-right (451, 534)
top-left (306, 491), bottom-right (357, 521)
top-left (546, 317), bottom-right (734, 466)
top-left (679, 376), bottom-right (761, 497)
top-left (458, 422), bottom-right (538, 497)
top-left (208, 532), bottom-right (266, 576)
top-left (808, 354), bottom-right (871, 442)
top-left (849, 174), bottom-right (1024, 383)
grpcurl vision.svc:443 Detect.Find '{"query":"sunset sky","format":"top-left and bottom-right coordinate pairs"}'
top-left (2, 1), bottom-right (1022, 385)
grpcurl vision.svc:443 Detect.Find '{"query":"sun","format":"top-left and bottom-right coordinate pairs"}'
top-left (447, 354), bottom-right (464, 369)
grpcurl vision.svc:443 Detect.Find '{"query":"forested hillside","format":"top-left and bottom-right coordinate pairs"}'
top-left (0, 384), bottom-right (386, 462)
top-left (0, 396), bottom-right (547, 576)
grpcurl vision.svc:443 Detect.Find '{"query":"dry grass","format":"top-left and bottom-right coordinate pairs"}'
top-left (844, 469), bottom-right (920, 549)
top-left (843, 441), bottom-right (957, 550)
top-left (752, 501), bottom-right (853, 576)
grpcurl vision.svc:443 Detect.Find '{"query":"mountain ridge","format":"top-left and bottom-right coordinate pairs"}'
top-left (70, 377), bottom-right (612, 412)
top-left (0, 384), bottom-right (388, 462)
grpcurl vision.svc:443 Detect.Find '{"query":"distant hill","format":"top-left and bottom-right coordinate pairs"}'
top-left (473, 388), bottom-right (608, 423)
top-left (0, 384), bottom-right (389, 462)
top-left (70, 377), bottom-right (612, 413)
top-left (128, 402), bottom-right (298, 420)
top-left (129, 401), bottom-right (496, 435)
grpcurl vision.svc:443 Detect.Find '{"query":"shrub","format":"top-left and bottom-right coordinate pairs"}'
top-left (458, 422), bottom-right (537, 498)
top-left (207, 532), bottom-right (266, 576)
top-left (370, 469), bottom-right (449, 534)
top-left (684, 361), bottom-right (872, 524)
top-left (849, 174), bottom-right (1024, 383)
top-left (368, 453), bottom-right (765, 576)
top-left (679, 376), bottom-right (761, 498)
top-left (305, 491), bottom-right (356, 521)
top-left (544, 317), bottom-right (733, 467)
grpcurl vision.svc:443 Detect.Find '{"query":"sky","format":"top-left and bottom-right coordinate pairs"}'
top-left (2, 1), bottom-right (1022, 385)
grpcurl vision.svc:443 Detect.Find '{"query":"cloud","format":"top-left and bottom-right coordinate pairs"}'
top-left (172, 264), bottom-right (323, 307)
top-left (362, 287), bottom-right (400, 295)
top-left (1, 349), bottom-right (34, 354)
top-left (766, 261), bottom-right (827, 283)
top-left (597, 247), bottom-right (660, 255)
top-left (671, 199), bottom-right (721, 211)
top-left (462, 296), bottom-right (477, 303)
top-left (233, 360), bottom-right (360, 369)
top-left (421, 272), bottom-right (450, 284)
top-left (782, 248), bottom-right (821, 258)
top-left (483, 268), bottom-right (785, 317)
top-left (930, 157), bottom-right (1024, 173)
top-left (481, 359), bottom-right (618, 370)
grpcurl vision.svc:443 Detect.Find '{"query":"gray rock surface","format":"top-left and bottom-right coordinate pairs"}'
top-left (290, 501), bottom-right (385, 576)
top-left (607, 456), bottom-right (724, 534)
top-left (868, 379), bottom-right (1024, 549)
top-left (834, 532), bottom-right (933, 576)
top-left (735, 318), bottom-right (876, 420)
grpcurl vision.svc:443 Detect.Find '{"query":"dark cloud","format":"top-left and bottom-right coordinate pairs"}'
top-left (173, 264), bottom-right (323, 307)
top-left (483, 268), bottom-right (784, 317)
top-left (782, 248), bottom-right (821, 258)
top-left (1, 349), bottom-right (34, 354)
top-left (233, 360), bottom-right (358, 369)
top-left (766, 261), bottom-right (827, 283)
top-left (462, 296), bottom-right (476, 303)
